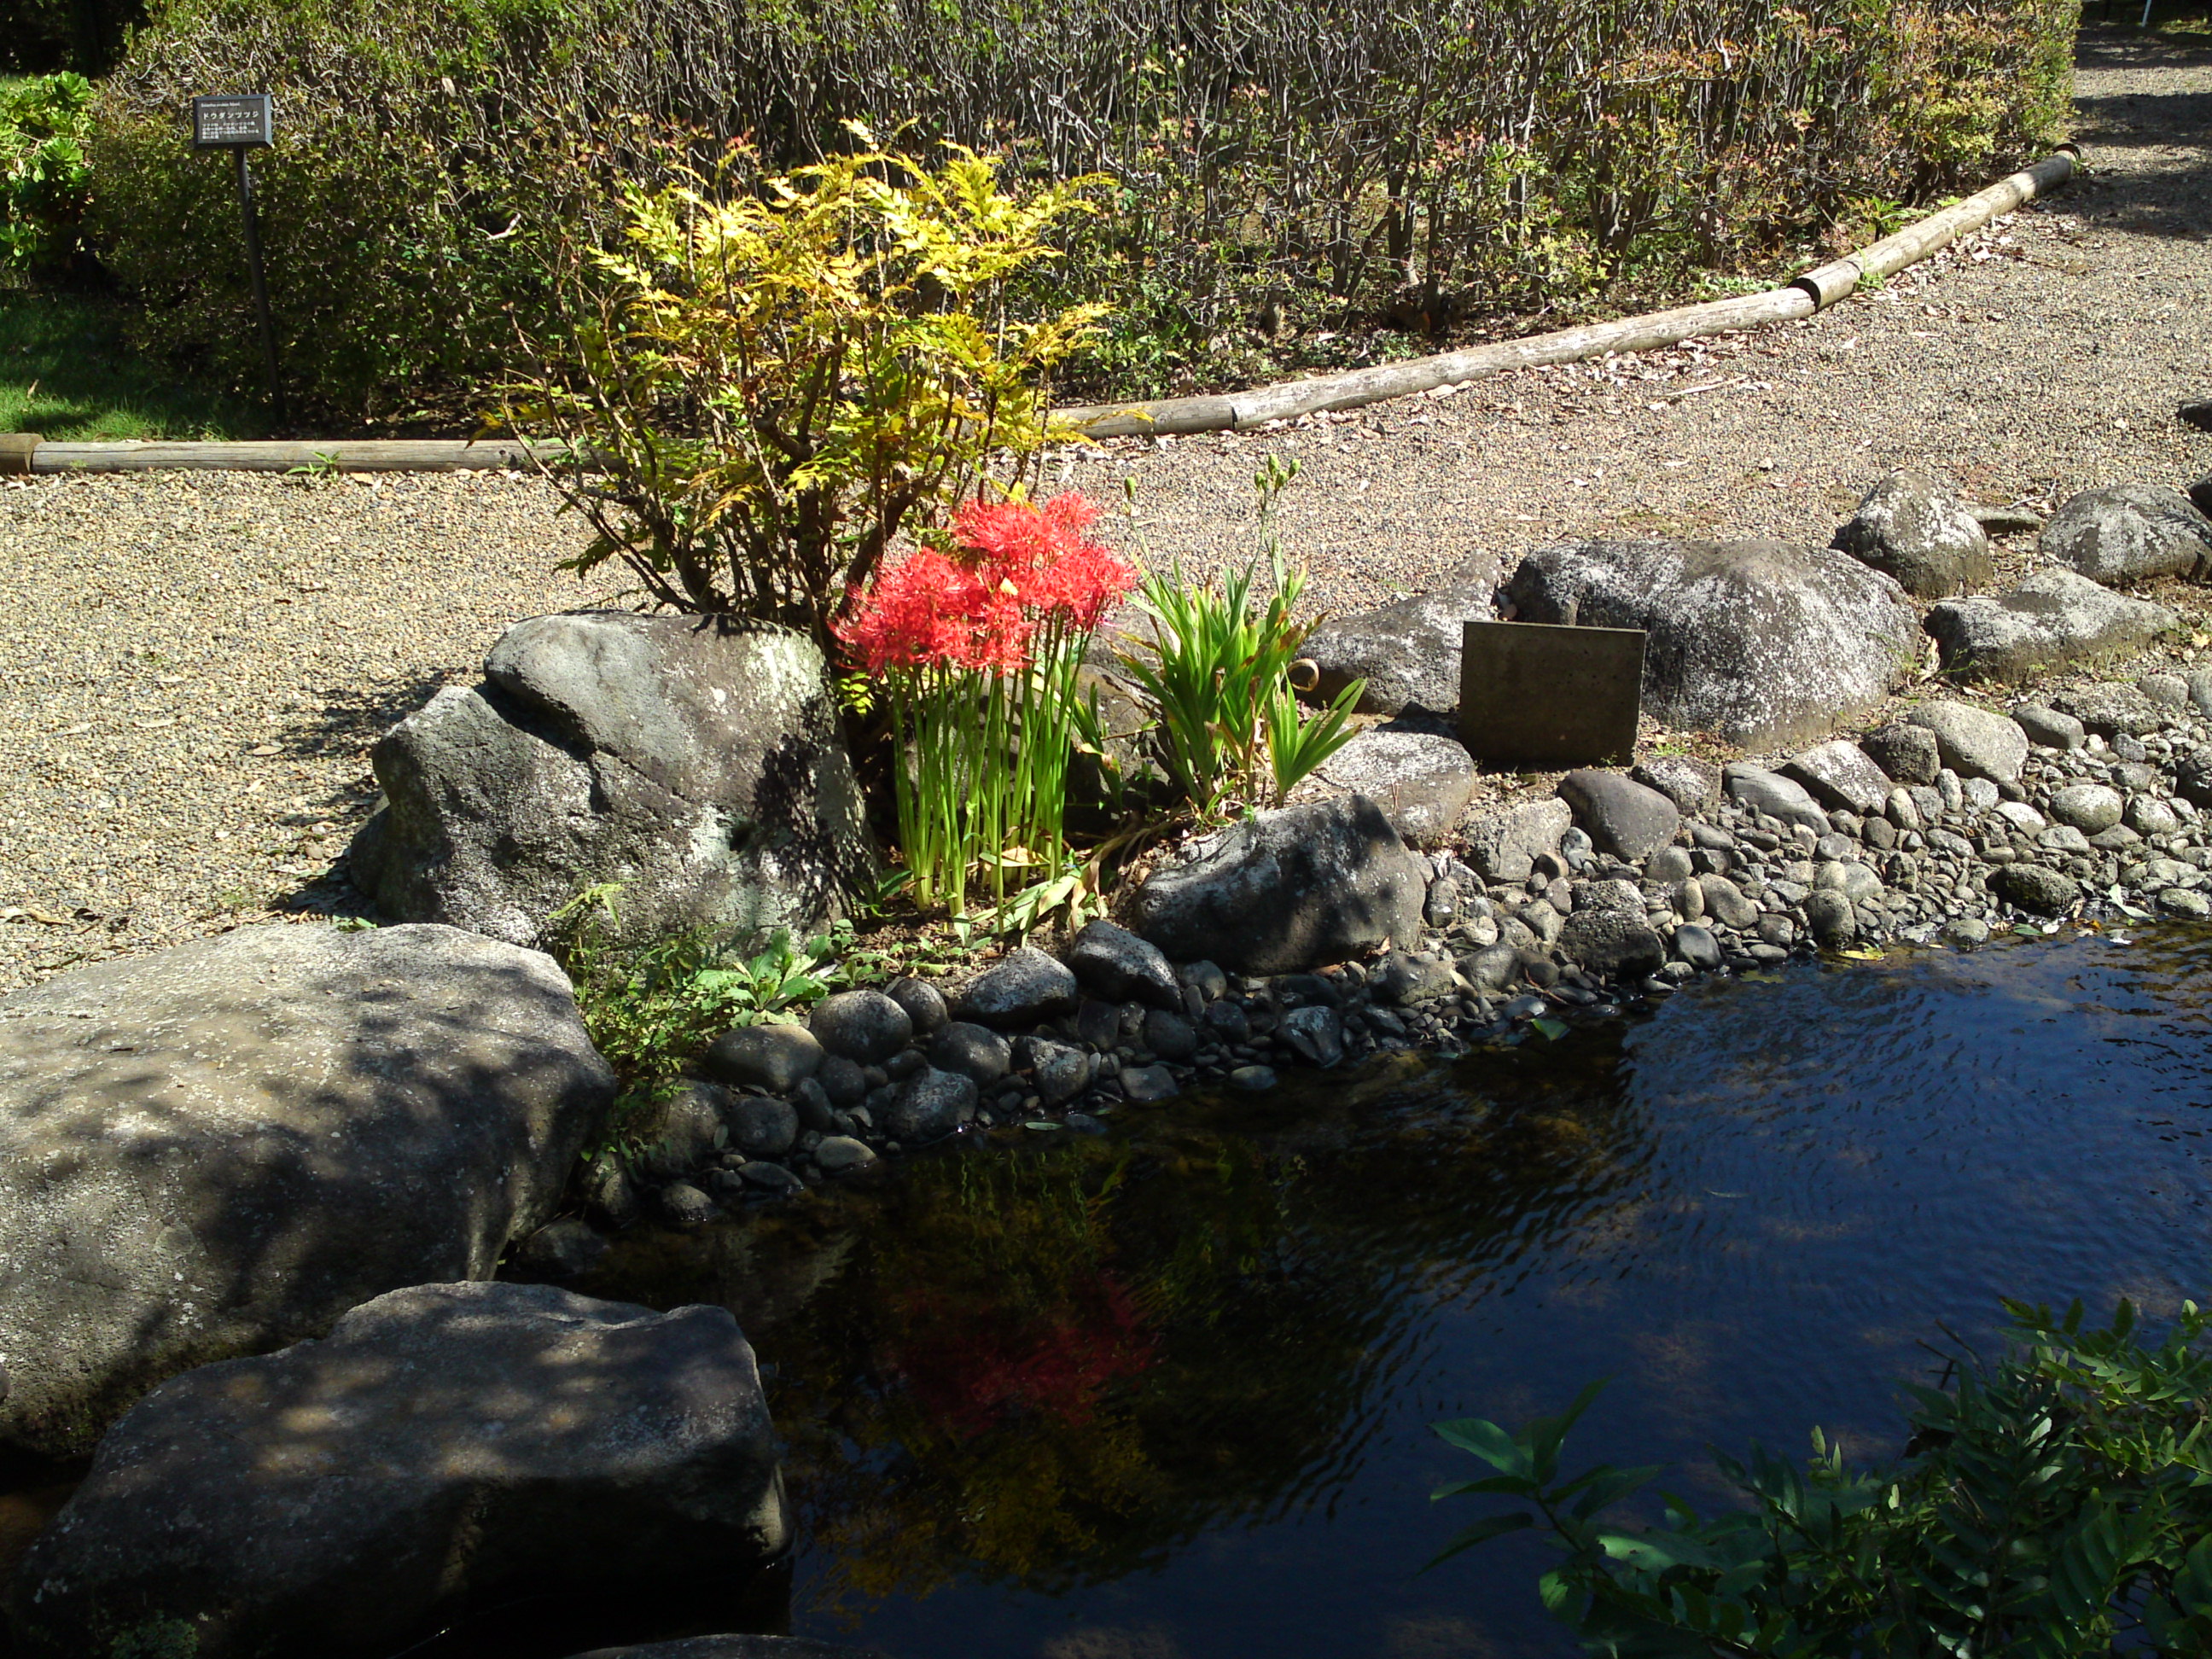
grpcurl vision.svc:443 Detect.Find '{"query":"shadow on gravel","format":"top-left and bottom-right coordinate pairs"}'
top-left (282, 675), bottom-right (445, 763)
top-left (2066, 28), bottom-right (2212, 247)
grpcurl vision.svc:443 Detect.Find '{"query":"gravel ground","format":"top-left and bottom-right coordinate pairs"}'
top-left (3, 24), bottom-right (2209, 991)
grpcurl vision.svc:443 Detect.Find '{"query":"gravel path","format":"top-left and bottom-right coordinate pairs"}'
top-left (3, 24), bottom-right (2208, 991)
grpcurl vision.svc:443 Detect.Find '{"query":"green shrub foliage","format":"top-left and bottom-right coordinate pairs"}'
top-left (1431, 1297), bottom-right (2212, 1656)
top-left (91, 0), bottom-right (2079, 418)
top-left (2, 73), bottom-right (95, 276)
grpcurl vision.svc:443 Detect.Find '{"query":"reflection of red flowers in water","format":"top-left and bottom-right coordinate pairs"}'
top-left (834, 492), bottom-right (1135, 676)
top-left (888, 1274), bottom-right (1156, 1440)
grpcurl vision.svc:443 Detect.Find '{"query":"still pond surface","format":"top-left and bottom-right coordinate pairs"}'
top-left (540, 923), bottom-right (2212, 1659)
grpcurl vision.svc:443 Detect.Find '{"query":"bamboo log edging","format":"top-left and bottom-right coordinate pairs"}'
top-left (1054, 148), bottom-right (2080, 439)
top-left (2, 149), bottom-right (2075, 474)
top-left (13, 437), bottom-right (572, 475)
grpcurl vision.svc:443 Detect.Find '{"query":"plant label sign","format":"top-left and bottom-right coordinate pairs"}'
top-left (191, 94), bottom-right (274, 149)
top-left (1458, 620), bottom-right (1646, 767)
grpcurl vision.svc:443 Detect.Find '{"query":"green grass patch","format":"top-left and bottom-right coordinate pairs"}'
top-left (0, 285), bottom-right (261, 439)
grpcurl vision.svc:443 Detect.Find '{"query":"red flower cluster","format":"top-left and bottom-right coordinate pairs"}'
top-left (835, 492), bottom-right (1135, 675)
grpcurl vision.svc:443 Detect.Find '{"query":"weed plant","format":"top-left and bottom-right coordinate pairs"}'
top-left (1431, 1297), bottom-right (2212, 1656)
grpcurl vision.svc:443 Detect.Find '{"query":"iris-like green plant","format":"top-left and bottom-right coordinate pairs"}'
top-left (1117, 457), bottom-right (1362, 817)
top-left (1429, 1297), bottom-right (2212, 1656)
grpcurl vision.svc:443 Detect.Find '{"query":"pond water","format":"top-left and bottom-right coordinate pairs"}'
top-left (547, 923), bottom-right (2212, 1659)
top-left (7, 928), bottom-right (2209, 1659)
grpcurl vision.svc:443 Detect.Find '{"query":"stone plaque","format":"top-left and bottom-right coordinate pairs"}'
top-left (1458, 620), bottom-right (1645, 767)
top-left (191, 94), bottom-right (274, 149)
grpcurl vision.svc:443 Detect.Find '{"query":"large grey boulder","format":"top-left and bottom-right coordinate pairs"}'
top-left (0, 924), bottom-right (612, 1456)
top-left (1129, 795), bottom-right (1426, 974)
top-left (349, 612), bottom-right (870, 951)
top-left (1924, 566), bottom-right (2176, 683)
top-left (1299, 726), bottom-right (1477, 846)
top-left (2039, 484), bottom-right (2212, 585)
top-left (1834, 471), bottom-right (1992, 597)
top-left (1908, 701), bottom-right (2029, 786)
top-left (11, 1283), bottom-right (789, 1659)
top-left (1301, 562), bottom-right (1493, 714)
top-left (1502, 538), bottom-right (1921, 747)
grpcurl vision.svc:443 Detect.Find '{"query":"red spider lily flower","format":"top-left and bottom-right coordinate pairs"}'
top-left (834, 547), bottom-right (988, 674)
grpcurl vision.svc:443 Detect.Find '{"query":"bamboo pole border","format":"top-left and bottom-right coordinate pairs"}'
top-left (4, 148), bottom-right (2076, 474)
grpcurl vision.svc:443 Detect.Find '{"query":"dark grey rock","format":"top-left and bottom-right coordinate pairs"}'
top-left (1644, 845), bottom-right (1694, 884)
top-left (1018, 1039), bottom-right (1092, 1107)
top-left (955, 946), bottom-right (1080, 1028)
top-left (1074, 998), bottom-right (1121, 1050)
top-left (807, 990), bottom-right (912, 1065)
top-left (1301, 727), bottom-right (1477, 845)
top-left (1142, 1008), bottom-right (1200, 1062)
top-left (2054, 683), bottom-right (2168, 741)
top-left (509, 1218), bottom-right (608, 1281)
top-left (1860, 723), bottom-right (1941, 785)
top-left (928, 1022), bottom-right (1012, 1087)
top-left (1464, 942), bottom-right (1522, 992)
top-left (12, 1283), bottom-right (788, 1659)
top-left (1574, 877), bottom-right (1644, 914)
top-left (1834, 471), bottom-right (1992, 597)
top-left (1926, 566), bottom-right (2177, 684)
top-left (1781, 740), bottom-right (1892, 815)
top-left (2175, 748), bottom-right (2212, 809)
top-left (1556, 910), bottom-right (1665, 979)
top-left (2139, 673), bottom-right (2191, 708)
top-left (1278, 1005), bottom-right (1346, 1068)
top-left (1463, 797), bottom-right (1574, 883)
top-left (703, 1024), bottom-right (823, 1094)
top-left (728, 1096), bottom-right (800, 1161)
top-left (633, 1080), bottom-right (731, 1181)
top-left (1756, 914), bottom-right (1800, 948)
top-left (580, 1155), bottom-right (637, 1230)
top-left (883, 976), bottom-right (947, 1037)
top-left (1179, 960), bottom-right (1229, 1001)
top-left (1802, 891), bottom-right (1856, 948)
top-left (814, 1055), bottom-right (867, 1109)
top-left (1129, 795), bottom-right (1427, 975)
top-left (348, 613), bottom-right (870, 951)
top-left (1119, 1063), bottom-right (1182, 1102)
top-left (790, 1078), bottom-right (837, 1136)
top-left (0, 924), bottom-right (612, 1458)
top-left (1369, 951), bottom-right (1457, 1004)
top-left (565, 1638), bottom-right (886, 1659)
top-left (1992, 864), bottom-right (2080, 916)
top-left (736, 1161), bottom-right (803, 1195)
top-left (1671, 924), bottom-right (1722, 971)
top-left (1065, 919), bottom-right (1180, 1010)
top-left (1503, 538), bottom-right (1921, 747)
top-left (2191, 473), bottom-right (2212, 519)
top-left (1721, 764), bottom-right (1830, 833)
top-left (2159, 888), bottom-right (2212, 920)
top-left (1301, 561), bottom-right (1494, 714)
top-left (814, 1137), bottom-right (877, 1173)
top-left (2010, 703), bottom-right (2087, 751)
top-left (881, 1068), bottom-right (977, 1143)
top-left (2039, 483), bottom-right (2212, 585)
top-left (1202, 999), bottom-right (1252, 1044)
top-left (1228, 1066), bottom-right (1278, 1092)
top-left (1697, 878), bottom-right (1761, 931)
top-left (1557, 770), bottom-right (1680, 863)
top-left (1629, 754), bottom-right (1720, 813)
top-left (1907, 701), bottom-right (2029, 785)
top-left (655, 1182), bottom-right (715, 1228)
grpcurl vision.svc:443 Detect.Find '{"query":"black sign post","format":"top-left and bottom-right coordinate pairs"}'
top-left (191, 95), bottom-right (284, 426)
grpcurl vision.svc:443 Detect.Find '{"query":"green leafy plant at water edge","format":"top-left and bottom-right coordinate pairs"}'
top-left (1117, 457), bottom-right (1363, 817)
top-left (550, 883), bottom-right (846, 1082)
top-left (1, 72), bottom-right (92, 275)
top-left (1429, 1296), bottom-right (2212, 1656)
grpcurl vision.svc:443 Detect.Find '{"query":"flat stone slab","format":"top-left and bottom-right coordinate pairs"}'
top-left (1924, 566), bottom-right (2176, 684)
top-left (12, 1283), bottom-right (789, 1659)
top-left (1458, 621), bottom-right (1644, 767)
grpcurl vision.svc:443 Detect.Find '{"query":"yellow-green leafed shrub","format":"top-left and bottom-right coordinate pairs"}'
top-left (515, 140), bottom-right (1105, 635)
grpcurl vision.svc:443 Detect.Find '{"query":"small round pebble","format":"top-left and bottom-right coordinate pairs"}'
top-left (1228, 1064), bottom-right (1278, 1091)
